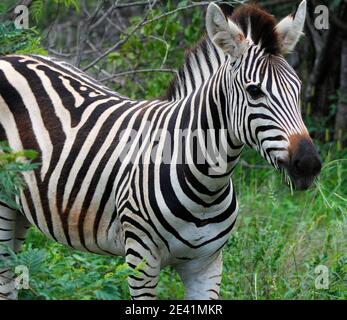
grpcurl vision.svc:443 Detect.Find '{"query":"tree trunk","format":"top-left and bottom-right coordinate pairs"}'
top-left (335, 39), bottom-right (347, 147)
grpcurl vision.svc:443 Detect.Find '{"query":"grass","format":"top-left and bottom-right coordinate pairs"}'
top-left (220, 145), bottom-right (346, 300)
top-left (8, 143), bottom-right (347, 300)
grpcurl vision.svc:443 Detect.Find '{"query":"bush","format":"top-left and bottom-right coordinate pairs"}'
top-left (0, 22), bottom-right (47, 55)
top-left (0, 141), bottom-right (38, 210)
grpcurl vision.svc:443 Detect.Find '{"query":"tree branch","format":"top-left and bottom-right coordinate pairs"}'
top-left (75, 0), bottom-right (106, 67)
top-left (82, 1), bottom-right (240, 71)
top-left (83, 0), bottom-right (158, 71)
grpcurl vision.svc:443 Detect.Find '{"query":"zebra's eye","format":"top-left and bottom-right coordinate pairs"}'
top-left (247, 85), bottom-right (264, 99)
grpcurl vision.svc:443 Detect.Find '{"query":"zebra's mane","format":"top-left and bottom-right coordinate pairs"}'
top-left (165, 37), bottom-right (226, 101)
top-left (165, 3), bottom-right (281, 101)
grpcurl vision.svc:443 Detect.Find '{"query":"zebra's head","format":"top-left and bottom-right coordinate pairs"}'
top-left (206, 1), bottom-right (321, 190)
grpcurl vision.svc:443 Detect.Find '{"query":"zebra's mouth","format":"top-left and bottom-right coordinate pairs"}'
top-left (288, 172), bottom-right (317, 191)
top-left (276, 136), bottom-right (322, 191)
top-left (277, 160), bottom-right (314, 191)
top-left (277, 156), bottom-right (321, 191)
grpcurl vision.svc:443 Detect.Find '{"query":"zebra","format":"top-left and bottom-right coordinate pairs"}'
top-left (0, 1), bottom-right (321, 300)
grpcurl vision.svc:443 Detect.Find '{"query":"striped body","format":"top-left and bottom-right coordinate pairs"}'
top-left (0, 53), bottom-right (238, 260)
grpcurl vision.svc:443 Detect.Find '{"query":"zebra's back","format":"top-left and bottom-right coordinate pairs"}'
top-left (0, 54), bottom-right (140, 255)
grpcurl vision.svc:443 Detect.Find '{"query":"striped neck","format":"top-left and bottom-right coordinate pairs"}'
top-left (178, 53), bottom-right (244, 194)
top-left (166, 36), bottom-right (244, 159)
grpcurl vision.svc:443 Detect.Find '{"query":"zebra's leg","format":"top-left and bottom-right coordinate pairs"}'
top-left (0, 204), bottom-right (30, 300)
top-left (124, 229), bottom-right (161, 300)
top-left (176, 252), bottom-right (223, 300)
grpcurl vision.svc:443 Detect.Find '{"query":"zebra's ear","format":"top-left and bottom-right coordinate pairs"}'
top-left (206, 3), bottom-right (249, 60)
top-left (275, 0), bottom-right (307, 54)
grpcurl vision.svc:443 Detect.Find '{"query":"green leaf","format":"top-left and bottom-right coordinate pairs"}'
top-left (31, 0), bottom-right (44, 23)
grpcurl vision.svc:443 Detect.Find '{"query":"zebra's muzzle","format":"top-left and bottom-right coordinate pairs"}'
top-left (280, 137), bottom-right (322, 191)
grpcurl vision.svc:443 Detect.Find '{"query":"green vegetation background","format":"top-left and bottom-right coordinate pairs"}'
top-left (0, 0), bottom-right (345, 300)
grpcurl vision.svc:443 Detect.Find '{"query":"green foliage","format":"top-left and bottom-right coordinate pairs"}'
top-left (30, 0), bottom-right (44, 23)
top-left (107, 3), bottom-right (204, 99)
top-left (0, 227), bottom-right (136, 300)
top-left (0, 141), bottom-right (39, 210)
top-left (219, 145), bottom-right (346, 300)
top-left (31, 0), bottom-right (80, 23)
top-left (0, 3), bottom-right (7, 14)
top-left (55, 0), bottom-right (80, 11)
top-left (0, 22), bottom-right (47, 55)
top-left (0, 0), bottom-right (16, 14)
